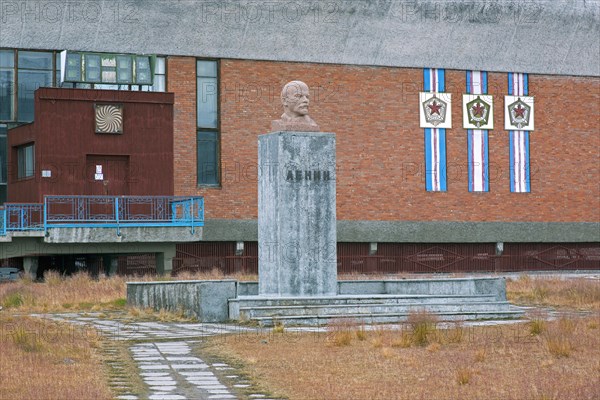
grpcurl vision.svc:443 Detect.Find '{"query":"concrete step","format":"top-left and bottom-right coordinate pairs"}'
top-left (232, 294), bottom-right (499, 308)
top-left (239, 301), bottom-right (514, 319)
top-left (251, 308), bottom-right (526, 327)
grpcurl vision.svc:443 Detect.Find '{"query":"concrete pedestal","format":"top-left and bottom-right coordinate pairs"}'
top-left (258, 131), bottom-right (337, 296)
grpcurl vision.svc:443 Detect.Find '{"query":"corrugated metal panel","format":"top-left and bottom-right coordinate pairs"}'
top-left (174, 242), bottom-right (237, 275)
top-left (117, 254), bottom-right (156, 276)
top-left (172, 242), bottom-right (600, 276)
top-left (497, 243), bottom-right (600, 271)
top-left (173, 241), bottom-right (257, 275)
top-left (338, 243), bottom-right (497, 274)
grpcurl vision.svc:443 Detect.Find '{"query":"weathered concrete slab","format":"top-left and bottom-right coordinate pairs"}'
top-left (339, 277), bottom-right (506, 300)
top-left (45, 226), bottom-right (202, 243)
top-left (1, 0), bottom-right (597, 77)
top-left (127, 280), bottom-right (237, 322)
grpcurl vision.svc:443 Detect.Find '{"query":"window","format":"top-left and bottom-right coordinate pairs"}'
top-left (197, 60), bottom-right (219, 185)
top-left (17, 143), bottom-right (34, 179)
top-left (62, 51), bottom-right (156, 86)
top-left (0, 125), bottom-right (7, 203)
top-left (62, 55), bottom-right (166, 92)
top-left (2, 50), bottom-right (166, 123)
top-left (17, 51), bottom-right (53, 121)
top-left (0, 50), bottom-right (15, 121)
top-left (2, 49), bottom-right (64, 122)
top-left (142, 57), bottom-right (166, 92)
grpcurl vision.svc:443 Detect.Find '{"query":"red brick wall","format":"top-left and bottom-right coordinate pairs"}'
top-left (169, 57), bottom-right (198, 198)
top-left (169, 58), bottom-right (600, 223)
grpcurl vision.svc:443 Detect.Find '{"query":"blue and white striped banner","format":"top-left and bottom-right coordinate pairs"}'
top-left (466, 71), bottom-right (489, 192)
top-left (423, 68), bottom-right (447, 192)
top-left (508, 72), bottom-right (531, 193)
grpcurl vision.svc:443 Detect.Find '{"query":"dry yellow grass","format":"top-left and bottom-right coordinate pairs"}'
top-left (0, 270), bottom-right (258, 313)
top-left (0, 314), bottom-right (112, 400)
top-left (0, 271), bottom-right (127, 312)
top-left (507, 275), bottom-right (600, 310)
top-left (205, 317), bottom-right (600, 400)
top-left (5, 271), bottom-right (595, 314)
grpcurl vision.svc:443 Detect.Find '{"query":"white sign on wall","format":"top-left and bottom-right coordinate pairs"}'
top-left (505, 95), bottom-right (535, 131)
top-left (463, 94), bottom-right (494, 130)
top-left (419, 92), bottom-right (452, 129)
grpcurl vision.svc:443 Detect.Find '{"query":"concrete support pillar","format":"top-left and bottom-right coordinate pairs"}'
top-left (23, 256), bottom-right (39, 279)
top-left (496, 242), bottom-right (504, 256)
top-left (102, 256), bottom-right (119, 276)
top-left (110, 257), bottom-right (119, 276)
top-left (155, 245), bottom-right (176, 276)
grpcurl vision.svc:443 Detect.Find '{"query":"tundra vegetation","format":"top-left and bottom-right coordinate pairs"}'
top-left (1, 271), bottom-right (598, 399)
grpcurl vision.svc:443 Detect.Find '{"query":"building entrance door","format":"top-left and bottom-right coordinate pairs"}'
top-left (86, 155), bottom-right (130, 196)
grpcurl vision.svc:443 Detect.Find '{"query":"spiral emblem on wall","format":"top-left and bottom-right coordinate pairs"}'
top-left (95, 104), bottom-right (123, 134)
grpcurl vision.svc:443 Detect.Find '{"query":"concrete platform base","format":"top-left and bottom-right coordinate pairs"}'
top-left (128, 276), bottom-right (525, 325)
top-left (229, 293), bottom-right (524, 326)
top-left (230, 276), bottom-right (524, 326)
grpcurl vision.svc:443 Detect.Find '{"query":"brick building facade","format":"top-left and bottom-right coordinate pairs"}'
top-left (173, 59), bottom-right (599, 223)
top-left (1, 0), bottom-right (598, 273)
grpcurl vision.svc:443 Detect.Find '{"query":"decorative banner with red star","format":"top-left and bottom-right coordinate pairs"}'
top-left (504, 95), bottom-right (535, 131)
top-left (507, 72), bottom-right (531, 193)
top-left (419, 92), bottom-right (452, 129)
top-left (422, 68), bottom-right (448, 192)
top-left (465, 70), bottom-right (491, 192)
top-left (462, 94), bottom-right (494, 130)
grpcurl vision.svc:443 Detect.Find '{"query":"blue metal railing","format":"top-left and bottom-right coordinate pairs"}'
top-left (0, 195), bottom-right (204, 236)
top-left (6, 203), bottom-right (44, 231)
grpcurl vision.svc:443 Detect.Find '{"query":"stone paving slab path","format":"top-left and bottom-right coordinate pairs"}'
top-left (32, 313), bottom-right (278, 400)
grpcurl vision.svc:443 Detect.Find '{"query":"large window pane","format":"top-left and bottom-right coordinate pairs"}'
top-left (0, 126), bottom-right (6, 184)
top-left (65, 52), bottom-right (82, 81)
top-left (196, 60), bottom-right (219, 186)
top-left (146, 57), bottom-right (166, 92)
top-left (153, 75), bottom-right (166, 92)
top-left (18, 51), bottom-right (52, 70)
top-left (155, 57), bottom-right (165, 74)
top-left (197, 76), bottom-right (218, 128)
top-left (135, 56), bottom-right (152, 84)
top-left (117, 55), bottom-right (132, 83)
top-left (0, 50), bottom-right (14, 68)
top-left (17, 70), bottom-right (52, 121)
top-left (0, 51), bottom-right (14, 121)
top-left (197, 131), bottom-right (219, 185)
top-left (85, 54), bottom-right (101, 82)
top-left (0, 70), bottom-right (14, 120)
top-left (197, 60), bottom-right (217, 77)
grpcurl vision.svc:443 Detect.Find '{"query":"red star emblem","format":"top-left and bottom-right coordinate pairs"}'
top-left (514, 104), bottom-right (526, 118)
top-left (428, 101), bottom-right (442, 115)
top-left (472, 102), bottom-right (485, 117)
